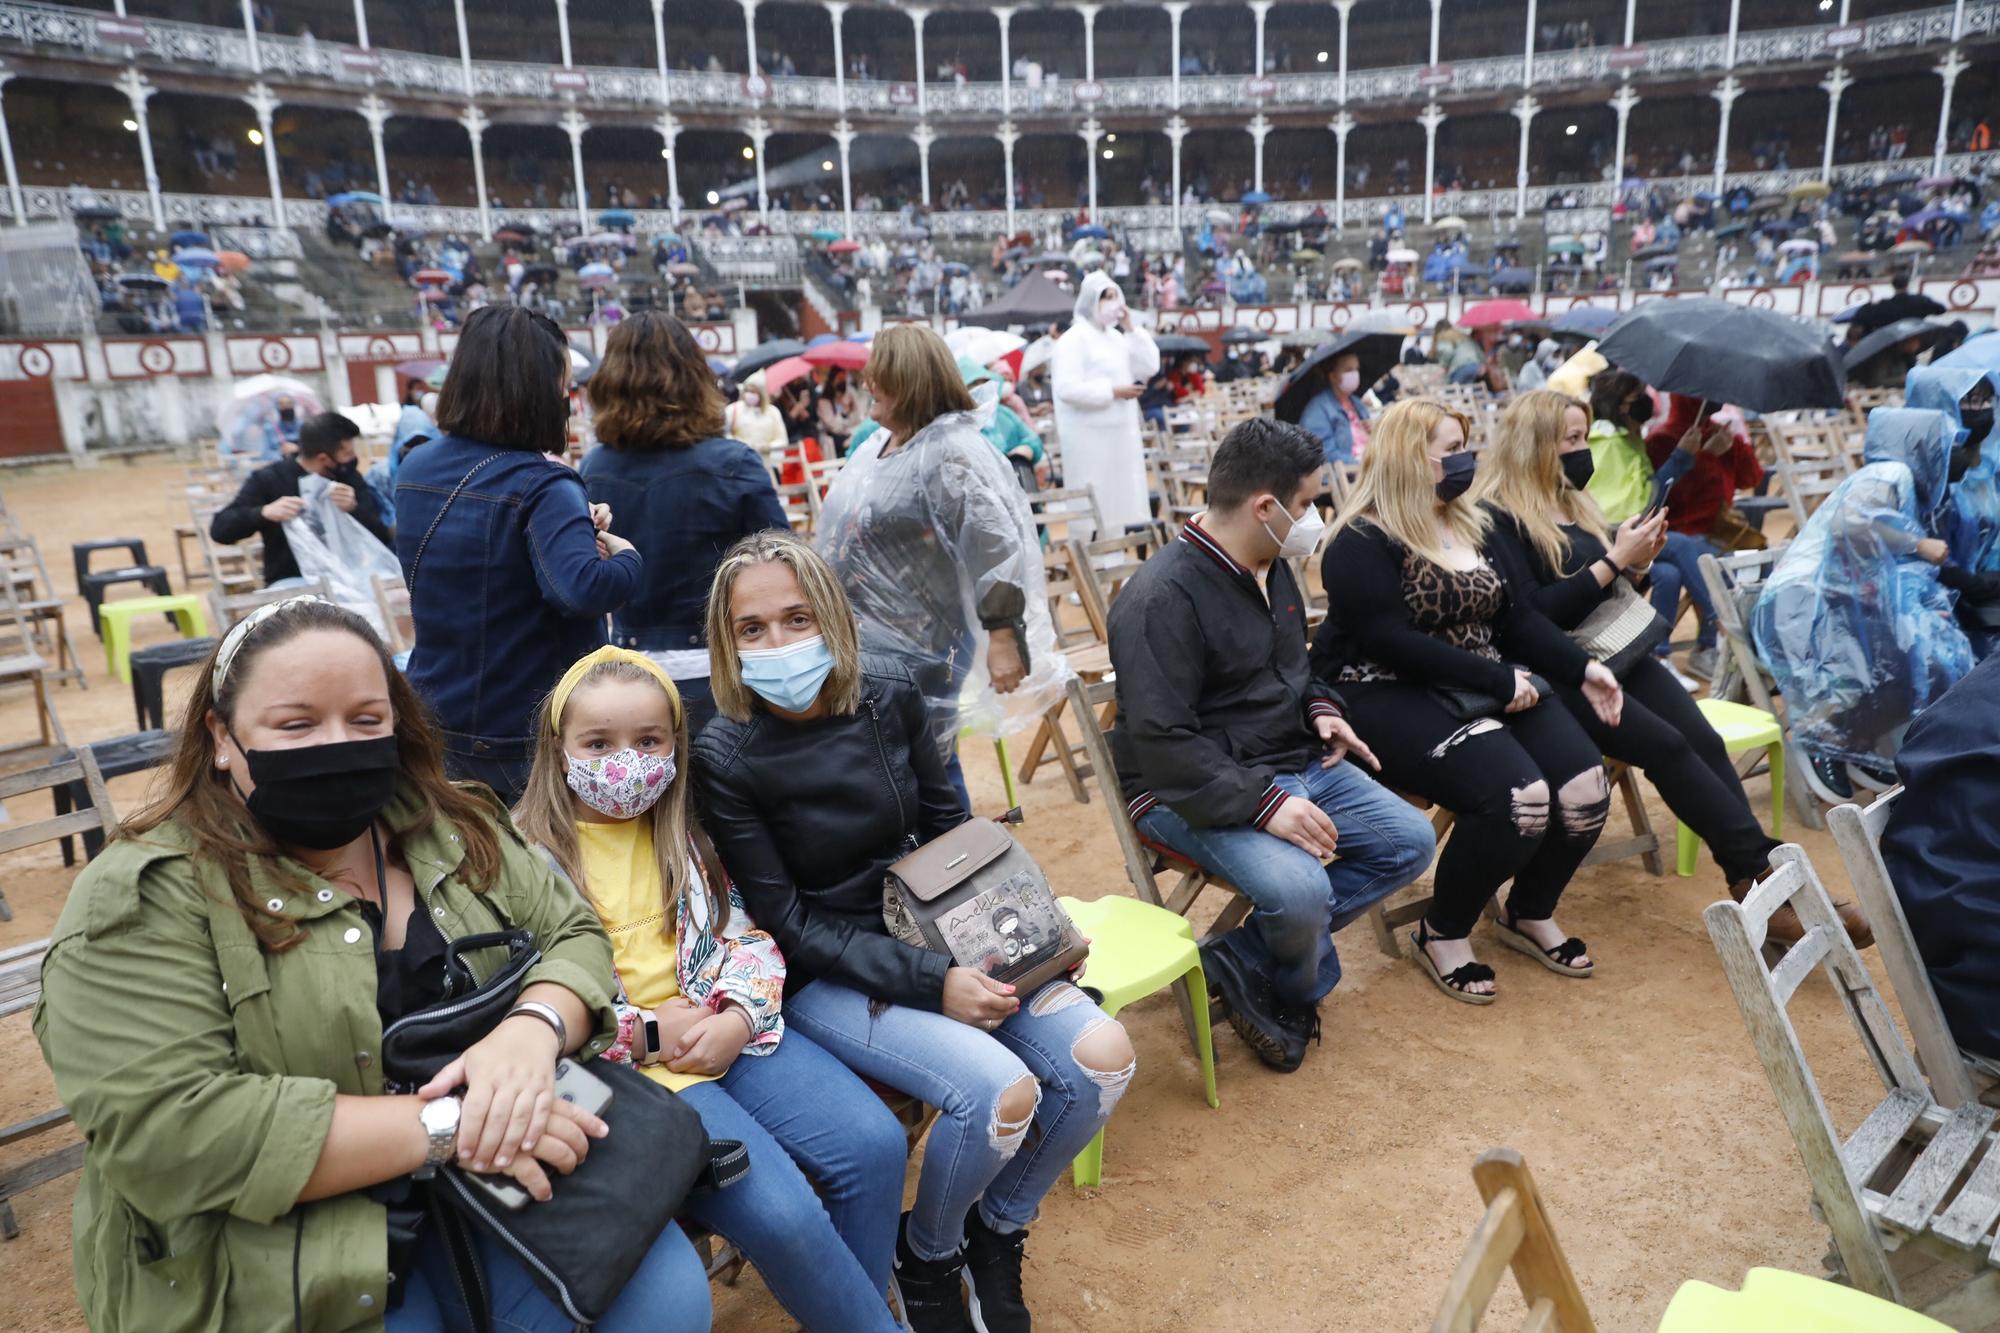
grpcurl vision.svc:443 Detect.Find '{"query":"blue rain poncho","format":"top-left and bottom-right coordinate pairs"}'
top-left (1908, 333), bottom-right (2000, 572)
top-left (1752, 406), bottom-right (1975, 766)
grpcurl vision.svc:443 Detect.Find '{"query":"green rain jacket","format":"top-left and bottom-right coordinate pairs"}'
top-left (32, 783), bottom-right (618, 1332)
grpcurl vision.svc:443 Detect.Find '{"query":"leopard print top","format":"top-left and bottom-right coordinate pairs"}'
top-left (1338, 550), bottom-right (1507, 684)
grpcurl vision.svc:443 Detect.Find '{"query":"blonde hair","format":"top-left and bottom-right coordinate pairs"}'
top-left (1328, 396), bottom-right (1489, 565)
top-left (1470, 389), bottom-right (1609, 572)
top-left (705, 529), bottom-right (864, 724)
top-left (513, 657), bottom-right (719, 935)
top-left (864, 324), bottom-right (975, 438)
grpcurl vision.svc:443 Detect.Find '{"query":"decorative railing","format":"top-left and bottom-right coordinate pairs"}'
top-left (23, 151), bottom-right (1994, 243)
top-left (0, 0), bottom-right (1989, 125)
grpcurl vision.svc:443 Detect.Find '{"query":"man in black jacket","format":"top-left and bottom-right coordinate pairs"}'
top-left (210, 411), bottom-right (390, 586)
top-left (1108, 418), bottom-right (1435, 1071)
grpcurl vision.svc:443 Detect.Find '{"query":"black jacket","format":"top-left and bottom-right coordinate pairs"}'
top-left (1482, 507), bottom-right (1642, 633)
top-left (1309, 518), bottom-right (1590, 696)
top-left (692, 655), bottom-right (967, 1010)
top-left (1107, 520), bottom-right (1344, 831)
top-left (210, 457), bottom-right (391, 586)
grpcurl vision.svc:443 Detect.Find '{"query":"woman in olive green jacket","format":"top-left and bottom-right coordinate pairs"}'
top-left (33, 596), bottom-right (712, 1332)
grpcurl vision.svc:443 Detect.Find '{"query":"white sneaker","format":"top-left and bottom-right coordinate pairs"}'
top-left (1656, 658), bottom-right (1701, 692)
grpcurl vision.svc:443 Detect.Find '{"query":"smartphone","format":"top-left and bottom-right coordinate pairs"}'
top-left (458, 1058), bottom-right (615, 1213)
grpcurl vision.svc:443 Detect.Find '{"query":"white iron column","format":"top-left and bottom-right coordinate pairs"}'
top-left (995, 7), bottom-right (1013, 120)
top-left (245, 82), bottom-right (285, 225)
top-left (828, 2), bottom-right (847, 117)
top-left (1166, 115), bottom-right (1187, 232)
top-left (0, 74), bottom-right (24, 225)
top-left (1331, 110), bottom-right (1353, 233)
top-left (1723, 0), bottom-right (1741, 70)
top-left (999, 121), bottom-right (1018, 231)
top-left (748, 116), bottom-right (770, 219)
top-left (1522, 0), bottom-right (1537, 88)
top-left (117, 68), bottom-right (164, 230)
top-left (658, 113), bottom-right (682, 225)
top-left (460, 104), bottom-right (491, 239)
top-left (834, 119), bottom-right (855, 233)
top-left (1335, 0), bottom-right (1355, 105)
top-left (240, 0), bottom-right (261, 74)
top-left (453, 0), bottom-right (474, 96)
top-left (1418, 99), bottom-right (1445, 226)
top-left (1250, 0), bottom-right (1271, 75)
top-left (1934, 48), bottom-right (1968, 176)
top-left (1166, 1), bottom-right (1185, 109)
top-left (913, 122), bottom-right (935, 206)
top-left (554, 0), bottom-right (573, 66)
top-left (739, 0), bottom-right (760, 74)
top-left (353, 0), bottom-right (370, 48)
top-left (1624, 0), bottom-right (1636, 44)
top-left (561, 107), bottom-right (590, 234)
top-left (1512, 93), bottom-right (1538, 220)
top-left (360, 93), bottom-right (393, 210)
top-left (1611, 82), bottom-right (1640, 192)
top-left (1428, 0), bottom-right (1442, 68)
top-left (1079, 4), bottom-right (1098, 82)
top-left (1711, 75), bottom-right (1740, 195)
top-left (911, 8), bottom-right (928, 117)
top-left (650, 0), bottom-right (671, 108)
top-left (1081, 117), bottom-right (1101, 215)
top-left (1819, 64), bottom-right (1850, 180)
top-left (1248, 112), bottom-right (1270, 194)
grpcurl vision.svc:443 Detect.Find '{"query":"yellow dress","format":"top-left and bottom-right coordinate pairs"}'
top-left (576, 819), bottom-right (718, 1092)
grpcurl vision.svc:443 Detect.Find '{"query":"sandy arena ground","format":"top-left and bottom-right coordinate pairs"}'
top-left (0, 455), bottom-right (1966, 1330)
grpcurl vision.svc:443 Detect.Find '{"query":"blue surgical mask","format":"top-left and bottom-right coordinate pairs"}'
top-left (739, 635), bottom-right (835, 713)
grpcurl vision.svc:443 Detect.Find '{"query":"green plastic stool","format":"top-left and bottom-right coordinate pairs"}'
top-left (100, 595), bottom-right (209, 685)
top-left (1658, 1266), bottom-right (1951, 1331)
top-left (1058, 894), bottom-right (1218, 1189)
top-left (1677, 698), bottom-right (1785, 877)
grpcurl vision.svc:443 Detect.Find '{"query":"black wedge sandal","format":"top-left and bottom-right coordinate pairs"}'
top-left (1494, 911), bottom-right (1594, 978)
top-left (1411, 923), bottom-right (1497, 1006)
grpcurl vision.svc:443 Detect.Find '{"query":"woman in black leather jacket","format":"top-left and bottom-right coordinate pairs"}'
top-left (692, 530), bottom-right (1134, 1333)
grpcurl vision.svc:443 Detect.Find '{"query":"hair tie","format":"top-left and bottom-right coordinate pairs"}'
top-left (211, 594), bottom-right (330, 695)
top-left (550, 646), bottom-right (682, 732)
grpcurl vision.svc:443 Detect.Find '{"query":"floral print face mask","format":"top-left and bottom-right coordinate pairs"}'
top-left (565, 749), bottom-right (675, 820)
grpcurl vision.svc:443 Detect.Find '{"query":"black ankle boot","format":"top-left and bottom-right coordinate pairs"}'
top-left (894, 1211), bottom-right (974, 1333)
top-left (963, 1210), bottom-right (1031, 1333)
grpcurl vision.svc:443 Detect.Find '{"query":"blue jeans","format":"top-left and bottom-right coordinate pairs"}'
top-left (785, 977), bottom-right (1132, 1264)
top-left (1137, 759), bottom-right (1436, 1004)
top-left (680, 1033), bottom-right (907, 1331)
top-left (1655, 531), bottom-right (1720, 650)
top-left (388, 1220), bottom-right (710, 1333)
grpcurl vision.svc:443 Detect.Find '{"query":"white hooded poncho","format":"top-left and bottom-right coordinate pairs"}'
top-left (1051, 272), bottom-right (1161, 531)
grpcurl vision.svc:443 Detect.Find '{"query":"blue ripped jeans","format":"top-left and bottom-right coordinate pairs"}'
top-left (785, 977), bottom-right (1132, 1264)
top-left (387, 1221), bottom-right (711, 1333)
top-left (1137, 758), bottom-right (1437, 1004)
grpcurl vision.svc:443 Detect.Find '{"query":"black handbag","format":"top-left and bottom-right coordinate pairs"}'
top-left (1431, 671), bottom-right (1554, 722)
top-left (379, 929), bottom-right (746, 1330)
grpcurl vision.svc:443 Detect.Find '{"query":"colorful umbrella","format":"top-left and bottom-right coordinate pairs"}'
top-left (578, 262), bottom-right (617, 287)
top-left (1241, 190), bottom-right (1272, 206)
top-left (326, 191), bottom-right (384, 207)
top-left (411, 267), bottom-right (452, 286)
top-left (170, 230), bottom-right (210, 249)
top-left (1460, 298), bottom-right (1538, 327)
top-left (803, 340), bottom-right (871, 370)
top-left (828, 239), bottom-right (862, 254)
top-left (811, 227), bottom-right (842, 243)
top-left (495, 228), bottom-right (532, 245)
top-left (172, 248), bottom-right (221, 269)
top-left (1072, 224), bottom-right (1108, 239)
top-left (216, 250), bottom-right (252, 274)
top-left (585, 231), bottom-right (635, 248)
top-left (763, 355), bottom-right (815, 393)
top-left (599, 208), bottom-right (636, 229)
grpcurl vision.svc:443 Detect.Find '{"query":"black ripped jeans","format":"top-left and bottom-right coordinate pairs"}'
top-left (1553, 655), bottom-right (1780, 885)
top-left (1342, 680), bottom-right (1610, 938)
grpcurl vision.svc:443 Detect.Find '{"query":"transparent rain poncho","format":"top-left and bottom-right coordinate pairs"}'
top-left (815, 382), bottom-right (1071, 763)
top-left (1908, 335), bottom-right (2000, 572)
top-left (1752, 406), bottom-right (1975, 765)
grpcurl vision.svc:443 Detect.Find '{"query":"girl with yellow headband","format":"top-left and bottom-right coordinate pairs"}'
top-left (514, 645), bottom-right (908, 1331)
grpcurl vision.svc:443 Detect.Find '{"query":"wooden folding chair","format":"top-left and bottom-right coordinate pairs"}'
top-left (1025, 484), bottom-right (1104, 549)
top-left (1430, 1147), bottom-right (1596, 1333)
top-left (1828, 790), bottom-right (2000, 1110)
top-left (210, 576), bottom-right (336, 630)
top-left (0, 536), bottom-right (81, 687)
top-left (1698, 545), bottom-right (1824, 830)
top-left (1067, 526), bottom-right (1165, 645)
top-left (0, 746), bottom-right (117, 1232)
top-left (1766, 416), bottom-right (1850, 529)
top-left (0, 580), bottom-right (59, 767)
top-left (194, 510), bottom-right (261, 598)
top-left (1705, 843), bottom-right (2000, 1324)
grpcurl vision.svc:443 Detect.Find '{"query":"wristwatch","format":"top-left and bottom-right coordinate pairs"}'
top-left (638, 1012), bottom-right (663, 1066)
top-left (415, 1095), bottom-right (461, 1179)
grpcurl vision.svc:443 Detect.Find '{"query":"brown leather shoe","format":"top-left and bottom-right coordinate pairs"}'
top-left (1728, 875), bottom-right (1874, 951)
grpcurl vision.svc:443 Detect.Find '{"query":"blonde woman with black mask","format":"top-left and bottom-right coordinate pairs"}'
top-left (1309, 398), bottom-right (1624, 1003)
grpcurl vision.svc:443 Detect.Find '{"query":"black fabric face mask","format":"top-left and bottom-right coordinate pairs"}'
top-left (1960, 406), bottom-right (1995, 446)
top-left (1560, 449), bottom-right (1597, 490)
top-left (232, 735), bottom-right (400, 850)
top-left (1436, 451), bottom-right (1479, 503)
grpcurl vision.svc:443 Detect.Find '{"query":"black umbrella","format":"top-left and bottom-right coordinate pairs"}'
top-left (1551, 305), bottom-right (1618, 338)
top-left (1841, 317), bottom-right (1951, 372)
top-left (1221, 328), bottom-right (1265, 345)
top-left (1154, 333), bottom-right (1211, 355)
top-left (1490, 265), bottom-right (1535, 293)
top-left (1631, 243), bottom-right (1679, 260)
top-left (1596, 298), bottom-right (1847, 412)
top-left (1274, 327), bottom-right (1407, 425)
top-left (730, 338), bottom-right (809, 379)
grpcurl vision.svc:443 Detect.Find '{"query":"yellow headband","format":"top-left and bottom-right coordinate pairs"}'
top-left (549, 646), bottom-right (682, 733)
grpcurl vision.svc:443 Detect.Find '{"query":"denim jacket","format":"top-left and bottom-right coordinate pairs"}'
top-left (397, 433), bottom-right (642, 761)
top-left (579, 435), bottom-right (788, 654)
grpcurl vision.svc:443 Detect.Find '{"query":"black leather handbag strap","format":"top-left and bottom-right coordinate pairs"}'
top-left (407, 453), bottom-right (505, 596)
